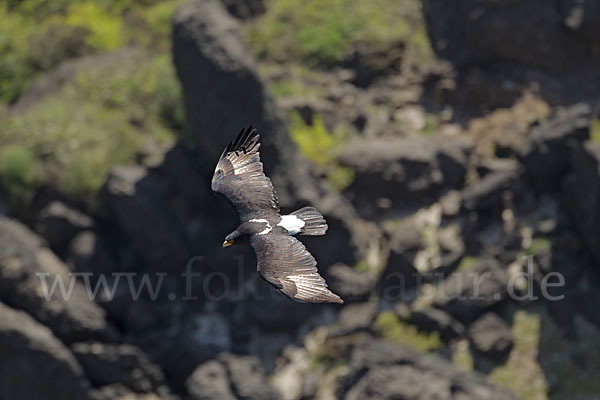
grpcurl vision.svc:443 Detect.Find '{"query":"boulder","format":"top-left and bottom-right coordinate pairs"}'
top-left (433, 259), bottom-right (509, 323)
top-left (187, 355), bottom-right (282, 400)
top-left (410, 308), bottom-right (465, 341)
top-left (519, 104), bottom-right (590, 192)
top-left (0, 302), bottom-right (92, 399)
top-left (0, 216), bottom-right (117, 344)
top-left (67, 231), bottom-right (117, 276)
top-left (338, 337), bottom-right (517, 399)
top-left (327, 263), bottom-right (376, 302)
top-left (461, 170), bottom-right (519, 213)
top-left (186, 361), bottom-right (236, 400)
top-left (467, 312), bottom-right (513, 362)
top-left (72, 342), bottom-right (165, 393)
top-left (219, 354), bottom-right (282, 400)
top-left (338, 136), bottom-right (470, 218)
top-left (38, 201), bottom-right (94, 255)
top-left (90, 384), bottom-right (168, 400)
top-left (336, 301), bottom-right (379, 334)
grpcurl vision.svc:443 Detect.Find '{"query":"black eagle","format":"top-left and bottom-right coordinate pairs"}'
top-left (211, 126), bottom-right (343, 303)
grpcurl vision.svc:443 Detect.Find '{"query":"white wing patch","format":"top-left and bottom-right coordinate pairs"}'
top-left (278, 215), bottom-right (305, 235)
top-left (249, 218), bottom-right (272, 235)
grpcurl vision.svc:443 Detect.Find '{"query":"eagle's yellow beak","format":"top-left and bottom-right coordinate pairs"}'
top-left (223, 239), bottom-right (235, 248)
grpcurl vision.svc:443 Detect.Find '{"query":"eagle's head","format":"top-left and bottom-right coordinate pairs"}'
top-left (223, 220), bottom-right (272, 248)
top-left (222, 230), bottom-right (243, 248)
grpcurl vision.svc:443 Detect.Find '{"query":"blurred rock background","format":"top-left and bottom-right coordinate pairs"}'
top-left (1, 0), bottom-right (600, 399)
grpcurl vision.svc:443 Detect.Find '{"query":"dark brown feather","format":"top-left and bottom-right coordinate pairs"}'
top-left (251, 232), bottom-right (343, 304)
top-left (211, 127), bottom-right (279, 221)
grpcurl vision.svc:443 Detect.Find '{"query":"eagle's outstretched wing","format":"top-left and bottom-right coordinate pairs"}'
top-left (211, 126), bottom-right (279, 222)
top-left (251, 233), bottom-right (343, 303)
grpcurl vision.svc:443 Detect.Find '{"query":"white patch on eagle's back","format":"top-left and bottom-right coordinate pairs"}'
top-left (249, 218), bottom-right (272, 235)
top-left (278, 215), bottom-right (305, 235)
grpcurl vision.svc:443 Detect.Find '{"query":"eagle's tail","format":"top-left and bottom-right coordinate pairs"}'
top-left (291, 206), bottom-right (328, 236)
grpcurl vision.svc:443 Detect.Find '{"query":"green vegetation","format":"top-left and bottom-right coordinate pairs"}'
top-left (489, 310), bottom-right (548, 400)
top-left (1, 53), bottom-right (180, 200)
top-left (289, 112), bottom-right (354, 191)
top-left (451, 339), bottom-right (474, 371)
top-left (526, 237), bottom-right (551, 256)
top-left (420, 114), bottom-right (440, 136)
top-left (0, 1), bottom-right (185, 203)
top-left (374, 311), bottom-right (442, 352)
top-left (457, 256), bottom-right (479, 271)
top-left (0, 145), bottom-right (39, 203)
top-left (0, 0), bottom-right (186, 103)
top-left (352, 259), bottom-right (369, 273)
top-left (245, 0), bottom-right (432, 67)
top-left (590, 117), bottom-right (600, 143)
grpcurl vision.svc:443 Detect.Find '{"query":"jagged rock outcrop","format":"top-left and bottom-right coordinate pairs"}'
top-left (519, 103), bottom-right (590, 192)
top-left (72, 342), bottom-right (166, 393)
top-left (0, 302), bottom-right (92, 399)
top-left (423, 0), bottom-right (600, 103)
top-left (338, 338), bottom-right (517, 399)
top-left (338, 135), bottom-right (471, 218)
top-left (0, 216), bottom-right (117, 344)
top-left (186, 354), bottom-right (281, 400)
top-left (468, 312), bottom-right (513, 362)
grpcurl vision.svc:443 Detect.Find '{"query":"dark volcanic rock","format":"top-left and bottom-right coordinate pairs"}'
top-left (102, 165), bottom-right (191, 272)
top-left (467, 312), bottom-right (513, 362)
top-left (423, 0), bottom-right (600, 104)
top-left (379, 226), bottom-right (424, 300)
top-left (337, 301), bottom-right (379, 334)
top-left (159, 312), bottom-right (232, 381)
top-left (461, 170), bottom-right (519, 213)
top-left (72, 342), bottom-right (165, 393)
top-left (242, 278), bottom-right (319, 331)
top-left (560, 0), bottom-right (600, 43)
top-left (410, 307), bottom-right (465, 341)
top-left (219, 354), bottom-right (282, 400)
top-left (433, 259), bottom-right (509, 323)
top-left (67, 231), bottom-right (116, 276)
top-left (338, 337), bottom-right (517, 399)
top-left (327, 263), bottom-right (376, 302)
top-left (186, 361), bottom-right (236, 400)
top-left (423, 0), bottom-right (600, 75)
top-left (38, 201), bottom-right (95, 255)
top-left (563, 141), bottom-right (600, 264)
top-left (338, 136), bottom-right (471, 218)
top-left (0, 302), bottom-right (92, 399)
top-left (0, 216), bottom-right (117, 344)
top-left (519, 104), bottom-right (590, 192)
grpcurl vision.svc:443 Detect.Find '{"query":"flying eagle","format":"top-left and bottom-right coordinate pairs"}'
top-left (211, 126), bottom-right (343, 304)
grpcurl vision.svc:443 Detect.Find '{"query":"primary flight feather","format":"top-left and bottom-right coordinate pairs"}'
top-left (211, 126), bottom-right (343, 303)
